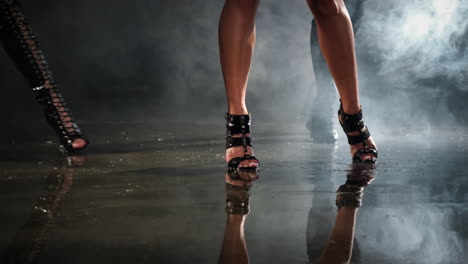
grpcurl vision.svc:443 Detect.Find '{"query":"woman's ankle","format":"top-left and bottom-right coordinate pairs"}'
top-left (228, 106), bottom-right (249, 115)
top-left (341, 101), bottom-right (361, 115)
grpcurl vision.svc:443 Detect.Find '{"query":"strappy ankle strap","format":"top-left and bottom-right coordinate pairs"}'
top-left (226, 136), bottom-right (253, 149)
top-left (338, 102), bottom-right (365, 132)
top-left (338, 102), bottom-right (371, 145)
top-left (225, 113), bottom-right (253, 152)
top-left (225, 113), bottom-right (251, 136)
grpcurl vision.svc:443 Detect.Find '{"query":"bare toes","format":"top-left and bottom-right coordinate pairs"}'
top-left (72, 138), bottom-right (87, 149)
top-left (238, 159), bottom-right (259, 168)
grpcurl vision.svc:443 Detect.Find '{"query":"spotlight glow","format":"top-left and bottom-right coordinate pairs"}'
top-left (432, 0), bottom-right (458, 35)
top-left (402, 12), bottom-right (432, 40)
top-left (432, 0), bottom-right (458, 15)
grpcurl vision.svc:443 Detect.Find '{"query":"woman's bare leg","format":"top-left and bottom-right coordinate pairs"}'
top-left (219, 0), bottom-right (260, 167)
top-left (306, 0), bottom-right (377, 161)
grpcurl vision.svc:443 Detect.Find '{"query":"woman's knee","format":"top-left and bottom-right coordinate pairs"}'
top-left (306, 0), bottom-right (346, 18)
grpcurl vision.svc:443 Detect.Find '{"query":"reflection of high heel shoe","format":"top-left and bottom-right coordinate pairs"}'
top-left (219, 173), bottom-right (254, 264)
top-left (316, 163), bottom-right (375, 264)
top-left (0, 1), bottom-right (89, 153)
top-left (336, 162), bottom-right (375, 210)
top-left (224, 172), bottom-right (254, 215)
top-left (225, 183), bottom-right (251, 215)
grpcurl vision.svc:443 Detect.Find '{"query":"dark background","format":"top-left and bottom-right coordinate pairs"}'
top-left (1, 0), bottom-right (467, 141)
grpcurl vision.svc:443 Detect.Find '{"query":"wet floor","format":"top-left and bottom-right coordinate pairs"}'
top-left (0, 123), bottom-right (467, 264)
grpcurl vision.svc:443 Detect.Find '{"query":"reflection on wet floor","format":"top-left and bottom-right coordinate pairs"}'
top-left (220, 163), bottom-right (376, 264)
top-left (0, 125), bottom-right (467, 264)
top-left (3, 155), bottom-right (84, 264)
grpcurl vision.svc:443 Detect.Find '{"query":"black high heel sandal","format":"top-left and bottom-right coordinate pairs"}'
top-left (337, 101), bottom-right (378, 163)
top-left (225, 113), bottom-right (260, 179)
top-left (0, 1), bottom-right (89, 153)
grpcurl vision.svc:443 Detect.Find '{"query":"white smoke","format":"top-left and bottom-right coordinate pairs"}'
top-left (358, 0), bottom-right (468, 90)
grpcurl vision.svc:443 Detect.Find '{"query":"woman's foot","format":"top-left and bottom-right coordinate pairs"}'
top-left (338, 103), bottom-right (378, 162)
top-left (60, 113), bottom-right (88, 151)
top-left (226, 140), bottom-right (260, 181)
top-left (225, 133), bottom-right (259, 168)
top-left (50, 90), bottom-right (89, 152)
top-left (225, 113), bottom-right (260, 173)
top-left (56, 106), bottom-right (88, 150)
top-left (347, 132), bottom-right (377, 162)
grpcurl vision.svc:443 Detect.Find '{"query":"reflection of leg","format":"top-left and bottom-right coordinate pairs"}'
top-left (308, 19), bottom-right (338, 143)
top-left (219, 214), bottom-right (249, 264)
top-left (4, 155), bottom-right (82, 263)
top-left (219, 0), bottom-right (260, 169)
top-left (219, 179), bottom-right (252, 264)
top-left (306, 145), bottom-right (339, 262)
top-left (0, 1), bottom-right (88, 152)
top-left (306, 0), bottom-right (377, 161)
top-left (318, 207), bottom-right (357, 264)
top-left (318, 162), bottom-right (375, 263)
